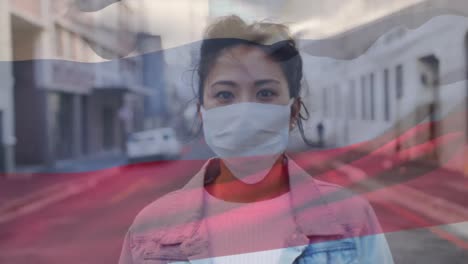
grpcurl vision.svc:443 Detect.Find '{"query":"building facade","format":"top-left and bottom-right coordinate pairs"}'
top-left (136, 33), bottom-right (169, 129)
top-left (303, 14), bottom-right (468, 173)
top-left (5, 0), bottom-right (151, 171)
top-left (0, 1), bottom-right (15, 173)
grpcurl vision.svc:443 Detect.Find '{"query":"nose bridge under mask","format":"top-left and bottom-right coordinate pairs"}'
top-left (200, 99), bottom-right (295, 130)
top-left (200, 100), bottom-right (294, 184)
top-left (200, 100), bottom-right (293, 157)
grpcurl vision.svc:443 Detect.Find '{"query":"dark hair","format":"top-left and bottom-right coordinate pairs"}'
top-left (193, 15), bottom-right (313, 145)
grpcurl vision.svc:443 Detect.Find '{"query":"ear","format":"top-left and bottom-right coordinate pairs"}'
top-left (291, 98), bottom-right (301, 118)
top-left (197, 102), bottom-right (203, 121)
top-left (290, 97), bottom-right (301, 130)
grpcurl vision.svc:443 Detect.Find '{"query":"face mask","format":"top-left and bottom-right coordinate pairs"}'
top-left (200, 100), bottom-right (293, 184)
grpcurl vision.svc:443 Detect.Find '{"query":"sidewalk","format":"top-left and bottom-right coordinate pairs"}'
top-left (0, 154), bottom-right (125, 224)
top-left (332, 159), bottom-right (468, 240)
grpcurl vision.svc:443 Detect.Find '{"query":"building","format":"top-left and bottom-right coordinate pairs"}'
top-left (302, 13), bottom-right (468, 173)
top-left (136, 33), bottom-right (169, 129)
top-left (135, 0), bottom-right (209, 135)
top-left (4, 0), bottom-right (151, 171)
top-left (0, 1), bottom-right (15, 173)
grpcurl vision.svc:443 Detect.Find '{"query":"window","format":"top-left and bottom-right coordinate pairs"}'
top-left (55, 26), bottom-right (75, 60)
top-left (361, 75), bottom-right (366, 120)
top-left (75, 36), bottom-right (85, 61)
top-left (334, 85), bottom-right (341, 119)
top-left (384, 69), bottom-right (390, 121)
top-left (349, 80), bottom-right (356, 119)
top-left (102, 107), bottom-right (115, 150)
top-left (369, 73), bottom-right (375, 120)
top-left (322, 88), bottom-right (328, 118)
top-left (70, 33), bottom-right (77, 60)
top-left (396, 64), bottom-right (404, 99)
top-left (64, 30), bottom-right (73, 59)
top-left (55, 25), bottom-right (65, 57)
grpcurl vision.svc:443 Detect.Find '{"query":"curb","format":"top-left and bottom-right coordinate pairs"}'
top-left (332, 161), bottom-right (468, 239)
top-left (0, 167), bottom-right (121, 224)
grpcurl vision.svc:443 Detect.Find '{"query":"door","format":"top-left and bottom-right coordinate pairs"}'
top-left (0, 111), bottom-right (4, 172)
top-left (102, 107), bottom-right (115, 151)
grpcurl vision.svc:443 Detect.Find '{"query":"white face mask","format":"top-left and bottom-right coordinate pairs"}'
top-left (200, 100), bottom-right (293, 184)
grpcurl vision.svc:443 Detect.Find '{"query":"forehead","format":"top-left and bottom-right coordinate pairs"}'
top-left (205, 45), bottom-right (286, 83)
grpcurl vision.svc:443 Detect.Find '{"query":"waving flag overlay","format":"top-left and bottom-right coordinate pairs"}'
top-left (0, 1), bottom-right (467, 263)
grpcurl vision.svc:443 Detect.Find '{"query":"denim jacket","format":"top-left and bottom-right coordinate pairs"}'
top-left (119, 157), bottom-right (394, 264)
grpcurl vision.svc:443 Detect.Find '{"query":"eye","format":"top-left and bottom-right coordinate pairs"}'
top-left (214, 91), bottom-right (234, 102)
top-left (256, 89), bottom-right (277, 100)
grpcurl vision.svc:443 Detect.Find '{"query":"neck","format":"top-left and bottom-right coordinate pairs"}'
top-left (205, 154), bottom-right (289, 203)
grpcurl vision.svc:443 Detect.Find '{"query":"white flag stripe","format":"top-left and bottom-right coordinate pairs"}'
top-left (4, 0), bottom-right (468, 62)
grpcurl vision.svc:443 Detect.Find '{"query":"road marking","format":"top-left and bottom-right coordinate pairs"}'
top-left (0, 169), bottom-right (120, 224)
top-left (334, 161), bottom-right (468, 248)
top-left (108, 177), bottom-right (152, 204)
top-left (383, 202), bottom-right (468, 250)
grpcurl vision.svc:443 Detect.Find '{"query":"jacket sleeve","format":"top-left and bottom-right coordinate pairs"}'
top-left (356, 202), bottom-right (394, 264)
top-left (118, 229), bottom-right (135, 264)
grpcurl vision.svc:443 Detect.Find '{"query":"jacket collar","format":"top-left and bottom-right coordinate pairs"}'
top-left (159, 156), bottom-right (345, 260)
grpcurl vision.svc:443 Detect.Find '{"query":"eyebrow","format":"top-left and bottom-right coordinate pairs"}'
top-left (254, 79), bottom-right (280, 86)
top-left (211, 79), bottom-right (280, 88)
top-left (211, 80), bottom-right (237, 87)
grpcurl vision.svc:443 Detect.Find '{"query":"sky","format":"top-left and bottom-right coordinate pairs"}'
top-left (3, 0), bottom-right (428, 62)
top-left (206, 0), bottom-right (425, 38)
top-left (137, 0), bottom-right (426, 47)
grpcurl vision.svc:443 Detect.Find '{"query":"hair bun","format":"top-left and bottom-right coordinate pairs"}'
top-left (204, 15), bottom-right (248, 40)
top-left (204, 15), bottom-right (295, 46)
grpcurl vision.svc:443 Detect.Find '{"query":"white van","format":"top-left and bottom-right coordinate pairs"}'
top-left (126, 127), bottom-right (182, 162)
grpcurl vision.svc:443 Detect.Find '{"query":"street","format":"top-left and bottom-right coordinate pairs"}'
top-left (0, 158), bottom-right (205, 263)
top-left (0, 141), bottom-right (467, 263)
top-left (1, 1), bottom-right (467, 263)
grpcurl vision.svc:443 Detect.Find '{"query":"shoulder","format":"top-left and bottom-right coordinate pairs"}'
top-left (128, 160), bottom-right (210, 237)
top-left (313, 178), bottom-right (381, 235)
top-left (128, 189), bottom-right (191, 235)
top-left (120, 189), bottom-right (195, 263)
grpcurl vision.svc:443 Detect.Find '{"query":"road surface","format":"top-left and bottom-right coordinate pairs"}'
top-left (0, 143), bottom-right (466, 263)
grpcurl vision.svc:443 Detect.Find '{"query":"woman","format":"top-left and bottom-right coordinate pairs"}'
top-left (119, 15), bottom-right (394, 264)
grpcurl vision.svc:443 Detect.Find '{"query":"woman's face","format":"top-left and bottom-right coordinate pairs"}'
top-left (202, 45), bottom-right (291, 109)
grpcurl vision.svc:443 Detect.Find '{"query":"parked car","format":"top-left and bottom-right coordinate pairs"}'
top-left (126, 127), bottom-right (182, 163)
